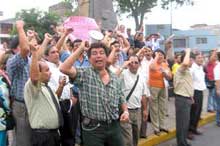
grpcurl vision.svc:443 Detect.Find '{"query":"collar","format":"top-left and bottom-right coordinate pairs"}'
top-left (46, 61), bottom-right (60, 68)
top-left (193, 62), bottom-right (202, 69)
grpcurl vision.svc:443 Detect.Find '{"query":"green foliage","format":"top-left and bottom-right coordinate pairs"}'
top-left (14, 8), bottom-right (61, 40)
top-left (115, 0), bottom-right (193, 30)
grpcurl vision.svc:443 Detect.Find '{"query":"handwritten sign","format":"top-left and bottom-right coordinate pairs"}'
top-left (63, 16), bottom-right (99, 41)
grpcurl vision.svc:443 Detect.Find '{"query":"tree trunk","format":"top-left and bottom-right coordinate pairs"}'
top-left (133, 13), bottom-right (140, 31)
top-left (139, 12), bottom-right (144, 30)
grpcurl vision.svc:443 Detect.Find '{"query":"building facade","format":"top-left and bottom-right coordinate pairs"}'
top-left (145, 24), bottom-right (220, 53)
top-left (0, 18), bottom-right (14, 44)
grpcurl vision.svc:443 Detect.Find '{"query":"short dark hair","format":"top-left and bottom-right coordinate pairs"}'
top-left (73, 39), bottom-right (82, 47)
top-left (44, 44), bottom-right (55, 56)
top-left (9, 36), bottom-right (19, 49)
top-left (110, 40), bottom-right (120, 47)
top-left (217, 52), bottom-right (220, 61)
top-left (87, 43), bottom-right (109, 58)
top-left (128, 54), bottom-right (141, 63)
top-left (180, 51), bottom-right (195, 63)
top-left (152, 49), bottom-right (165, 58)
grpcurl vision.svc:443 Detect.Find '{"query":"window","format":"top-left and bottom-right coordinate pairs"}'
top-left (173, 38), bottom-right (187, 48)
top-left (0, 24), bottom-right (13, 34)
top-left (196, 37), bottom-right (207, 44)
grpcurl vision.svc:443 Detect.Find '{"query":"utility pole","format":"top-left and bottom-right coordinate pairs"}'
top-left (170, 0), bottom-right (173, 35)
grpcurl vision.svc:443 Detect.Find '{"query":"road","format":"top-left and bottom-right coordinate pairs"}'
top-left (157, 122), bottom-right (220, 146)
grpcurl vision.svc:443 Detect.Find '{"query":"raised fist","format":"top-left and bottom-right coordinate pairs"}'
top-left (16, 20), bottom-right (25, 29)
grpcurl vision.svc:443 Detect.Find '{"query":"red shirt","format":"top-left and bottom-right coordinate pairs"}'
top-left (205, 61), bottom-right (217, 81)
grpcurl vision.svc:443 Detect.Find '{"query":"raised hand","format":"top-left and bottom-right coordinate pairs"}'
top-left (59, 76), bottom-right (67, 87)
top-left (44, 33), bottom-right (53, 41)
top-left (64, 28), bottom-right (73, 36)
top-left (16, 20), bottom-right (25, 29)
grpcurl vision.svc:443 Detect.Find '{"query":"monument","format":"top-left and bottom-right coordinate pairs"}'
top-left (77, 0), bottom-right (118, 30)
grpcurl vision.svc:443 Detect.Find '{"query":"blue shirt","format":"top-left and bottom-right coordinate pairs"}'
top-left (6, 54), bottom-right (30, 101)
top-left (60, 51), bottom-right (90, 68)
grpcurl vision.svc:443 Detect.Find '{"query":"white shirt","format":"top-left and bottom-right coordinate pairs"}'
top-left (138, 57), bottom-right (153, 84)
top-left (121, 69), bottom-right (150, 109)
top-left (190, 63), bottom-right (206, 91)
top-left (214, 62), bottom-right (220, 80)
top-left (46, 61), bottom-right (72, 100)
top-left (109, 65), bottom-right (119, 74)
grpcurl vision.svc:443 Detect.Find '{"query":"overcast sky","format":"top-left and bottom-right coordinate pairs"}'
top-left (0, 0), bottom-right (219, 30)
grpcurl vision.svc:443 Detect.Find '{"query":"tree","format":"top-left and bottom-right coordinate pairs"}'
top-left (12, 8), bottom-right (61, 40)
top-left (115, 0), bottom-right (193, 30)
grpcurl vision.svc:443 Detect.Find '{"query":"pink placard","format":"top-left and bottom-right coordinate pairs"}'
top-left (63, 16), bottom-right (99, 41)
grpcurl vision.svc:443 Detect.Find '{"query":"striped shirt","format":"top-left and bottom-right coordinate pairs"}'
top-left (24, 79), bottom-right (59, 129)
top-left (73, 67), bottom-right (126, 122)
top-left (6, 54), bottom-right (30, 101)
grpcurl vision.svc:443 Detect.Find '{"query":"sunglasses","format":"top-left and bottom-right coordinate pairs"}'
top-left (130, 61), bottom-right (139, 65)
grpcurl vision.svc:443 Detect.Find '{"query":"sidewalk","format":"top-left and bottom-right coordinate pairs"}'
top-left (138, 89), bottom-right (216, 146)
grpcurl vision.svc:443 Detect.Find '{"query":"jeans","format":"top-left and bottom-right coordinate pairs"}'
top-left (215, 95), bottom-right (220, 124)
top-left (207, 88), bottom-right (217, 111)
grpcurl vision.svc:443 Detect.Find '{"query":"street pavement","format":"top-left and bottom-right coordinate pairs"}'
top-left (146, 89), bottom-right (209, 136)
top-left (156, 122), bottom-right (220, 146)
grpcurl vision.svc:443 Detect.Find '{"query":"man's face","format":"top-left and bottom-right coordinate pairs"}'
top-left (137, 33), bottom-right (144, 40)
top-left (127, 29), bottom-right (131, 35)
top-left (73, 42), bottom-right (82, 52)
top-left (189, 58), bottom-right (194, 67)
top-left (128, 56), bottom-right (140, 74)
top-left (47, 47), bottom-right (60, 65)
top-left (195, 54), bottom-right (204, 66)
top-left (39, 62), bottom-right (51, 83)
top-left (89, 47), bottom-right (107, 70)
top-left (165, 42), bottom-right (173, 49)
top-left (176, 55), bottom-right (181, 64)
top-left (144, 48), bottom-right (153, 60)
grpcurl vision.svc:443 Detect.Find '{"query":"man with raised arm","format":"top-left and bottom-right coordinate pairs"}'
top-left (24, 42), bottom-right (64, 146)
top-left (6, 20), bottom-right (32, 146)
top-left (174, 48), bottom-right (194, 146)
top-left (60, 42), bottom-right (129, 146)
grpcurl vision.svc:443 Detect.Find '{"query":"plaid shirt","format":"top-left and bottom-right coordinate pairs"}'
top-left (6, 54), bottom-right (30, 101)
top-left (74, 67), bottom-right (125, 122)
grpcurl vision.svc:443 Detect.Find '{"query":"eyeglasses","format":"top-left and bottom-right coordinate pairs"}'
top-left (130, 61), bottom-right (139, 65)
top-left (114, 45), bottom-right (120, 48)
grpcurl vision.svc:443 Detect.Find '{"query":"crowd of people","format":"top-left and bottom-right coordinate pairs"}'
top-left (0, 20), bottom-right (219, 146)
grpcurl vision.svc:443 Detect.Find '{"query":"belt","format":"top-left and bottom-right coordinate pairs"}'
top-left (175, 94), bottom-right (191, 100)
top-left (32, 129), bottom-right (58, 133)
top-left (82, 117), bottom-right (118, 125)
top-left (14, 98), bottom-right (25, 103)
top-left (128, 108), bottom-right (140, 111)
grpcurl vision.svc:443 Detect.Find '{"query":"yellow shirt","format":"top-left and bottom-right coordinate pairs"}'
top-left (172, 63), bottom-right (181, 75)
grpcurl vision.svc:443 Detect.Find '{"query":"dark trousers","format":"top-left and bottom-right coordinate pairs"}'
top-left (175, 95), bottom-right (192, 146)
top-left (140, 106), bottom-right (148, 137)
top-left (60, 101), bottom-right (80, 146)
top-left (31, 129), bottom-right (60, 146)
top-left (189, 90), bottom-right (203, 132)
top-left (82, 120), bottom-right (124, 146)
